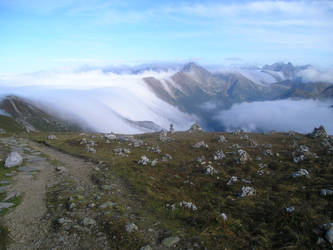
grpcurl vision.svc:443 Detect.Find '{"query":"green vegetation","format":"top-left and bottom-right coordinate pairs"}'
top-left (0, 115), bottom-right (24, 134)
top-left (29, 131), bottom-right (333, 249)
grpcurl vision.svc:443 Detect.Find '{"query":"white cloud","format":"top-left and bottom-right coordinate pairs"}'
top-left (0, 69), bottom-right (196, 133)
top-left (297, 67), bottom-right (333, 83)
top-left (215, 99), bottom-right (333, 134)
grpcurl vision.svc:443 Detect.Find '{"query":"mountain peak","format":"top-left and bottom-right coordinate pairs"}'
top-left (181, 62), bottom-right (205, 73)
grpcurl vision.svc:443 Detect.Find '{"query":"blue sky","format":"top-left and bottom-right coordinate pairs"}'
top-left (1, 0), bottom-right (333, 74)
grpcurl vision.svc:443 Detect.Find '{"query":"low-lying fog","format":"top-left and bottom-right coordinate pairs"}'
top-left (1, 68), bottom-right (332, 134)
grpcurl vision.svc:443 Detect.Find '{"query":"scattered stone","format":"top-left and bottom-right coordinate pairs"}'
top-left (47, 135), bottom-right (57, 140)
top-left (218, 135), bottom-right (227, 143)
top-left (5, 152), bottom-right (23, 168)
top-left (133, 139), bottom-right (144, 148)
top-left (0, 128), bottom-right (6, 134)
top-left (147, 145), bottom-right (161, 154)
top-left (193, 141), bottom-right (208, 149)
top-left (159, 129), bottom-right (172, 142)
top-left (237, 149), bottom-right (250, 164)
top-left (239, 186), bottom-right (256, 198)
top-left (113, 148), bottom-right (130, 156)
top-left (179, 201), bottom-right (197, 211)
top-left (57, 217), bottom-right (73, 225)
top-left (0, 180), bottom-right (9, 185)
top-left (293, 155), bottom-right (305, 164)
top-left (232, 129), bottom-right (240, 135)
top-left (0, 202), bottom-right (14, 211)
top-left (55, 166), bottom-right (67, 173)
top-left (196, 156), bottom-right (205, 163)
top-left (138, 155), bottom-right (150, 165)
top-left (82, 218), bottom-right (96, 227)
top-left (125, 223), bottom-right (138, 233)
top-left (162, 154), bottom-right (172, 162)
top-left (86, 146), bottom-right (96, 154)
top-left (285, 206), bottom-right (295, 213)
top-left (241, 178), bottom-right (251, 184)
top-left (4, 191), bottom-right (20, 201)
top-left (257, 163), bottom-right (269, 176)
top-left (292, 169), bottom-right (309, 178)
top-left (99, 201), bottom-right (116, 209)
top-left (140, 245), bottom-right (153, 250)
top-left (227, 176), bottom-right (238, 185)
top-left (219, 213), bottom-right (228, 221)
top-left (288, 131), bottom-right (296, 137)
top-left (316, 237), bottom-right (325, 245)
top-left (151, 159), bottom-right (158, 167)
top-left (321, 189), bottom-right (333, 196)
top-left (104, 133), bottom-right (117, 140)
top-left (240, 134), bottom-right (249, 140)
top-left (204, 165), bottom-right (218, 175)
top-left (309, 125), bottom-right (328, 138)
top-left (230, 144), bottom-right (241, 150)
top-left (188, 123), bottom-right (202, 133)
top-left (101, 185), bottom-right (113, 191)
top-left (249, 139), bottom-right (258, 147)
top-left (80, 138), bottom-right (87, 144)
top-left (264, 149), bottom-right (273, 156)
top-left (213, 150), bottom-right (225, 160)
top-left (162, 236), bottom-right (180, 247)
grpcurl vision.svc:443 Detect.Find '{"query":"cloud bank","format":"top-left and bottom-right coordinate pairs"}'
top-left (297, 67), bottom-right (333, 83)
top-left (0, 69), bottom-right (196, 133)
top-left (215, 99), bottom-right (333, 134)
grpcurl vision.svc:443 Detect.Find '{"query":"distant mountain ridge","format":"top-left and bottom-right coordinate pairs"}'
top-left (0, 62), bottom-right (332, 133)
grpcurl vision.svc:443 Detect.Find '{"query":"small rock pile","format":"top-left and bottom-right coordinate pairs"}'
top-left (308, 125), bottom-right (328, 138)
top-left (237, 149), bottom-right (250, 164)
top-left (188, 123), bottom-right (202, 133)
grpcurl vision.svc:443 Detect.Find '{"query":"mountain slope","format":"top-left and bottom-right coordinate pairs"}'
top-left (0, 96), bottom-right (86, 132)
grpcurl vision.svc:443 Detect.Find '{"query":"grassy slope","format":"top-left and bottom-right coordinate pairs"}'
top-left (30, 131), bottom-right (333, 249)
top-left (0, 115), bottom-right (24, 133)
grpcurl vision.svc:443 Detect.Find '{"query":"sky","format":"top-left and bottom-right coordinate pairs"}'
top-left (1, 0), bottom-right (333, 74)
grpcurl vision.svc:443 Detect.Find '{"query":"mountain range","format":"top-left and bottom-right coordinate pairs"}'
top-left (0, 62), bottom-right (332, 133)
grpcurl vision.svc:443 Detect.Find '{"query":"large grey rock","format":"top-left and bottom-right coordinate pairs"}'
top-left (162, 236), bottom-right (180, 247)
top-left (5, 152), bottom-right (23, 168)
top-left (321, 189), bottom-right (333, 196)
top-left (326, 226), bottom-right (333, 244)
top-left (4, 191), bottom-right (20, 201)
top-left (0, 202), bottom-right (14, 211)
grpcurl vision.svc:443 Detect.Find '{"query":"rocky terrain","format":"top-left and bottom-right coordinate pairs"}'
top-left (1, 123), bottom-right (332, 249)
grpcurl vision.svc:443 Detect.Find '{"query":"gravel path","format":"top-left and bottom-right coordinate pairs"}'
top-left (2, 138), bottom-right (95, 249)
